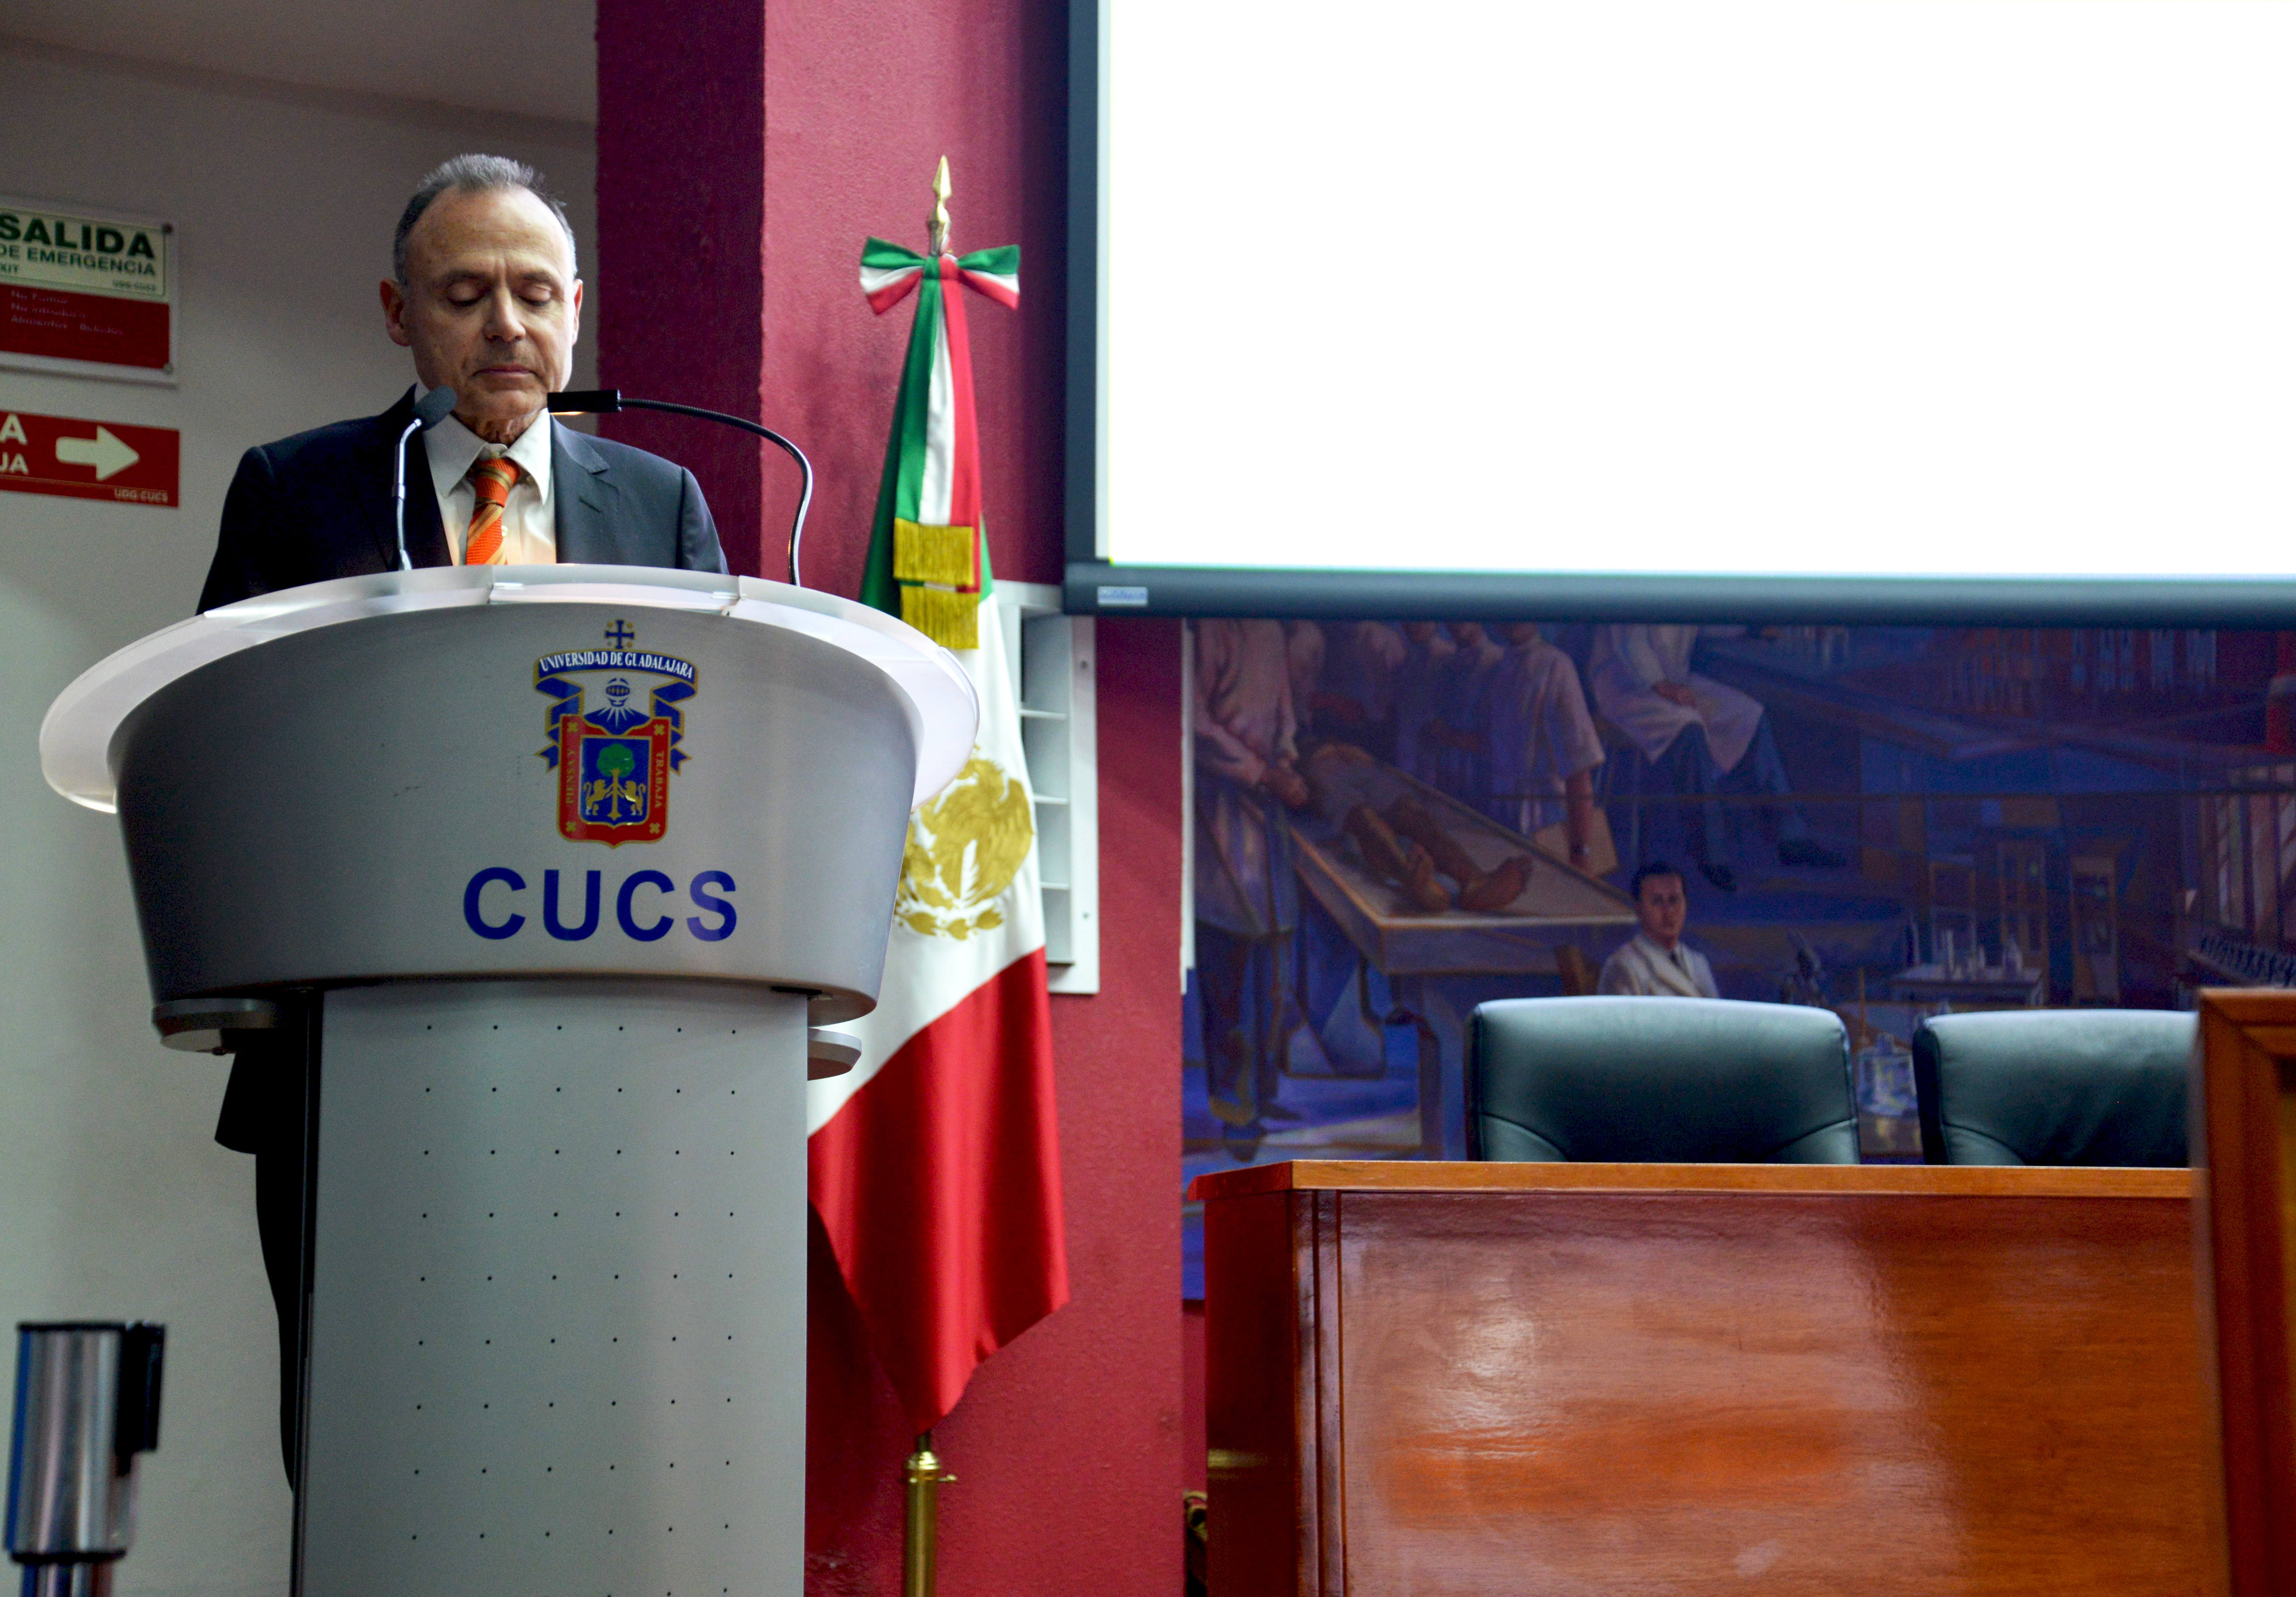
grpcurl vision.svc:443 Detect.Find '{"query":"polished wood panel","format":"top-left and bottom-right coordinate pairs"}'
top-left (1196, 1162), bottom-right (2214, 1595)
top-left (2196, 990), bottom-right (2296, 1595)
top-left (1202, 1189), bottom-right (1316, 1596)
top-left (1194, 1158), bottom-right (2190, 1200)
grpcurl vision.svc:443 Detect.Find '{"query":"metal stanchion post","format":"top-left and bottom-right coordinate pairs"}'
top-left (902, 1432), bottom-right (956, 1597)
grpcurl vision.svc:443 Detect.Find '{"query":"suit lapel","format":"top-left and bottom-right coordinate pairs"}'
top-left (553, 422), bottom-right (619, 563)
top-left (364, 388), bottom-right (451, 571)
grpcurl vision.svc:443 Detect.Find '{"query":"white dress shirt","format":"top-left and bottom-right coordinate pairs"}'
top-left (419, 397), bottom-right (559, 565)
top-left (1597, 931), bottom-right (1721, 999)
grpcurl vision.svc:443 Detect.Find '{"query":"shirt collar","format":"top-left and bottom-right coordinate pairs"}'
top-left (416, 386), bottom-right (555, 503)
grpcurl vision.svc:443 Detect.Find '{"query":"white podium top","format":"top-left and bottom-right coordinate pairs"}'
top-left (42, 565), bottom-right (978, 814)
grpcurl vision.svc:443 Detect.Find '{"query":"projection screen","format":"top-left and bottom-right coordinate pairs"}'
top-left (1064, 0), bottom-right (2296, 621)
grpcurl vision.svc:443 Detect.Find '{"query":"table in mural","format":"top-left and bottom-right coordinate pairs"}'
top-left (1285, 761), bottom-right (1636, 1154)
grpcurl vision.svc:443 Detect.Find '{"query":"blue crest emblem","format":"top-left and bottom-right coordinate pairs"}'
top-left (535, 620), bottom-right (698, 847)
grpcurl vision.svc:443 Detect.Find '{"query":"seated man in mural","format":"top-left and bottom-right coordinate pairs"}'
top-left (1194, 618), bottom-right (1310, 1151)
top-left (1600, 861), bottom-right (1721, 998)
top-left (1588, 623), bottom-right (1844, 892)
top-left (1483, 622), bottom-right (1606, 870)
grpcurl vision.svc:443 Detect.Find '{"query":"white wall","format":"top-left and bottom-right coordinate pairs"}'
top-left (0, 43), bottom-right (594, 1597)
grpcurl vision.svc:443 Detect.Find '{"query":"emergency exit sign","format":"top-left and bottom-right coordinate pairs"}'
top-left (0, 197), bottom-right (174, 383)
top-left (0, 410), bottom-right (178, 507)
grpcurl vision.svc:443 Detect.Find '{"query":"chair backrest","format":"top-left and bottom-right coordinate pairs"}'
top-left (1467, 996), bottom-right (1859, 1163)
top-left (1912, 1008), bottom-right (2193, 1167)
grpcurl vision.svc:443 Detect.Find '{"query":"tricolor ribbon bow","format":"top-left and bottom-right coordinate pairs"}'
top-left (857, 236), bottom-right (1020, 650)
top-left (859, 239), bottom-right (1020, 317)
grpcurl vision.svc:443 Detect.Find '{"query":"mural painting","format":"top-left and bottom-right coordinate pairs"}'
top-left (1183, 620), bottom-right (2296, 1294)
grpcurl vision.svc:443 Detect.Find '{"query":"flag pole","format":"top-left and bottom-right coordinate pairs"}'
top-left (853, 152), bottom-right (1049, 1585)
top-left (902, 161), bottom-right (959, 1597)
top-left (904, 1429), bottom-right (954, 1597)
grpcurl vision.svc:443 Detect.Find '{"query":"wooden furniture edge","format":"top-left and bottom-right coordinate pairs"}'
top-left (1187, 1159), bottom-right (2193, 1202)
top-left (2195, 988), bottom-right (2296, 1593)
top-left (2198, 987), bottom-right (2296, 1026)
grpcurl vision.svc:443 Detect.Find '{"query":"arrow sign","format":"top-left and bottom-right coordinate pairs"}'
top-left (0, 410), bottom-right (177, 507)
top-left (55, 426), bottom-right (141, 481)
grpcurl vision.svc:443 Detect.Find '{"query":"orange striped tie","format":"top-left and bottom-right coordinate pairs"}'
top-left (463, 456), bottom-right (521, 565)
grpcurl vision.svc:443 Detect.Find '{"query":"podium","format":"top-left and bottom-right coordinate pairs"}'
top-left (39, 565), bottom-right (977, 1595)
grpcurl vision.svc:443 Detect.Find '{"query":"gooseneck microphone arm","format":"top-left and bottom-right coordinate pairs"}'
top-left (545, 390), bottom-right (815, 588)
top-left (394, 387), bottom-right (461, 571)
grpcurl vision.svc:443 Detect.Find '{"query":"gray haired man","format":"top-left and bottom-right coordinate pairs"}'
top-left (198, 152), bottom-right (725, 609)
top-left (196, 156), bottom-right (728, 1482)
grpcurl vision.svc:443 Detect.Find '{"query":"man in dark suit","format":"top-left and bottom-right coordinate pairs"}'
top-left (200, 151), bottom-right (724, 609)
top-left (205, 153), bottom-right (726, 1482)
top-left (196, 392), bottom-right (722, 607)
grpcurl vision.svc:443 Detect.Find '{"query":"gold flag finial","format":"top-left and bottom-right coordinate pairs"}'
top-left (929, 156), bottom-right (952, 255)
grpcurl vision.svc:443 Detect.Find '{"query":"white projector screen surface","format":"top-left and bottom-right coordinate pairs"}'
top-left (1100, 0), bottom-right (2296, 582)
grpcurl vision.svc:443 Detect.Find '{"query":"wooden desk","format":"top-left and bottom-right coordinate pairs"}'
top-left (2195, 990), bottom-right (2296, 1595)
top-left (1192, 1160), bottom-right (2211, 1595)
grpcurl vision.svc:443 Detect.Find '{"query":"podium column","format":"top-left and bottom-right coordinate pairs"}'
top-left (299, 980), bottom-right (806, 1589)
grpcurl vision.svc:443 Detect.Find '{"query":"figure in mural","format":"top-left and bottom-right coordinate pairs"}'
top-left (1483, 622), bottom-right (1606, 870)
top-left (1285, 741), bottom-right (1534, 915)
top-left (1194, 619), bottom-right (1311, 1150)
top-left (1283, 620), bottom-right (1326, 736)
top-left (1305, 621), bottom-right (1408, 759)
top-left (1429, 622), bottom-right (1507, 806)
top-left (1599, 861), bottom-right (1721, 998)
top-left (1589, 624), bottom-right (1844, 891)
top-left (1392, 622), bottom-right (1458, 790)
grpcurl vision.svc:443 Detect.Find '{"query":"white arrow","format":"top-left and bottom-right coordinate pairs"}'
top-left (55, 426), bottom-right (140, 482)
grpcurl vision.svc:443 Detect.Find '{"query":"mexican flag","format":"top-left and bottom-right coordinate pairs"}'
top-left (853, 236), bottom-right (1020, 652)
top-left (805, 235), bottom-right (1067, 1435)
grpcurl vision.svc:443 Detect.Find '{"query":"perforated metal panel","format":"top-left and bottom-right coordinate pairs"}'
top-left (299, 980), bottom-right (806, 1596)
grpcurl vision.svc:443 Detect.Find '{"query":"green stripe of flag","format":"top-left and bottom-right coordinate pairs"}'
top-left (862, 274), bottom-right (944, 615)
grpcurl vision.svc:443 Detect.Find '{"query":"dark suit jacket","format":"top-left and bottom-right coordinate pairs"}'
top-left (198, 387), bottom-right (726, 611)
top-left (208, 387), bottom-right (726, 1159)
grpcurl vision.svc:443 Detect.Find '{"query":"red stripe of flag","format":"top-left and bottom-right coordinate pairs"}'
top-left (807, 948), bottom-right (1069, 1434)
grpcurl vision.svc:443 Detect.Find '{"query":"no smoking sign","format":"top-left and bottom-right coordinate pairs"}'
top-left (0, 409), bottom-right (178, 507)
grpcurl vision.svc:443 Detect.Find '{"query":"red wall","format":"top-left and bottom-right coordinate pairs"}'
top-left (598, 2), bottom-right (1186, 1590)
top-left (594, 0), bottom-right (770, 573)
top-left (597, 0), bottom-right (1065, 595)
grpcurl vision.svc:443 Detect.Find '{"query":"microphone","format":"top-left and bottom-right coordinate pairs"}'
top-left (545, 389), bottom-right (814, 587)
top-left (394, 386), bottom-right (460, 572)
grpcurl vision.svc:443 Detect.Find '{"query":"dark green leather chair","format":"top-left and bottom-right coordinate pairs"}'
top-left (1913, 1009), bottom-right (2192, 1167)
top-left (1466, 997), bottom-right (1859, 1162)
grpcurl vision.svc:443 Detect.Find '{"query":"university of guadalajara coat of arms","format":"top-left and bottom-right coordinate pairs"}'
top-left (534, 618), bottom-right (699, 847)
